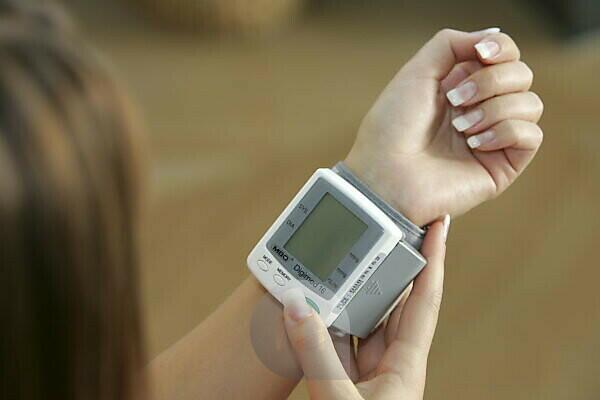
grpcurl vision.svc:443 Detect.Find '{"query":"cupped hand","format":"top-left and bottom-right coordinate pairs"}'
top-left (346, 28), bottom-right (544, 226)
top-left (282, 219), bottom-right (449, 400)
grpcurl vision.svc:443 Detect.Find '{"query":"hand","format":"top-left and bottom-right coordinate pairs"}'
top-left (281, 219), bottom-right (448, 399)
top-left (345, 28), bottom-right (544, 226)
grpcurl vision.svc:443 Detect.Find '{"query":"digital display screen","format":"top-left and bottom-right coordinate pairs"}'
top-left (284, 193), bottom-right (367, 281)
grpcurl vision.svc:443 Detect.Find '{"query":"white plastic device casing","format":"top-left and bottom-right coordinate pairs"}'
top-left (247, 168), bottom-right (403, 327)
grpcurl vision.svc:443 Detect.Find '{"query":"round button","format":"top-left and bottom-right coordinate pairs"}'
top-left (273, 274), bottom-right (286, 286)
top-left (257, 260), bottom-right (269, 272)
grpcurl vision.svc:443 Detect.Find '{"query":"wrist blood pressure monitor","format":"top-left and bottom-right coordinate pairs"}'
top-left (247, 162), bottom-right (427, 338)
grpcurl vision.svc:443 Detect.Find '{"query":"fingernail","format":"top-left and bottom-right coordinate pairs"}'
top-left (467, 130), bottom-right (495, 149)
top-left (451, 109), bottom-right (484, 131)
top-left (442, 214), bottom-right (451, 243)
top-left (475, 41), bottom-right (500, 59)
top-left (446, 81), bottom-right (477, 106)
top-left (281, 287), bottom-right (312, 322)
top-left (472, 27), bottom-right (501, 35)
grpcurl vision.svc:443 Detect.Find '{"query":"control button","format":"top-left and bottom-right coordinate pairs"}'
top-left (273, 274), bottom-right (286, 286)
top-left (305, 297), bottom-right (320, 314)
top-left (257, 260), bottom-right (269, 272)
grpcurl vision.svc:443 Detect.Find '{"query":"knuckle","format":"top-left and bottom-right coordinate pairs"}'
top-left (484, 67), bottom-right (503, 88)
top-left (502, 118), bottom-right (520, 132)
top-left (291, 326), bottom-right (329, 353)
top-left (533, 124), bottom-right (544, 145)
top-left (528, 92), bottom-right (544, 116)
top-left (434, 28), bottom-right (456, 41)
top-left (496, 119), bottom-right (519, 137)
top-left (518, 61), bottom-right (534, 84)
top-left (290, 334), bottom-right (312, 353)
top-left (436, 28), bottom-right (453, 37)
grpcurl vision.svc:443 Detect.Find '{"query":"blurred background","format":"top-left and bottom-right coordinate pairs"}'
top-left (68, 0), bottom-right (600, 399)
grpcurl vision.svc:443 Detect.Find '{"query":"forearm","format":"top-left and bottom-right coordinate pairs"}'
top-left (148, 276), bottom-right (301, 400)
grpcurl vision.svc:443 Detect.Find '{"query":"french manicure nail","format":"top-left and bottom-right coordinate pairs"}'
top-left (472, 27), bottom-right (501, 35)
top-left (467, 130), bottom-right (495, 149)
top-left (451, 109), bottom-right (484, 132)
top-left (281, 287), bottom-right (312, 322)
top-left (446, 81), bottom-right (477, 106)
top-left (442, 214), bottom-right (451, 243)
top-left (475, 41), bottom-right (500, 59)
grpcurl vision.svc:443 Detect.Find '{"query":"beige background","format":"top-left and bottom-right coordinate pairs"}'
top-left (70, 0), bottom-right (600, 398)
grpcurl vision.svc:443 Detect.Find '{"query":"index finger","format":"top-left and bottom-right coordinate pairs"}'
top-left (404, 28), bottom-right (500, 80)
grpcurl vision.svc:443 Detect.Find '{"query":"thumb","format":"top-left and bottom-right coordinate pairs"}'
top-left (402, 27), bottom-right (500, 80)
top-left (281, 288), bottom-right (361, 400)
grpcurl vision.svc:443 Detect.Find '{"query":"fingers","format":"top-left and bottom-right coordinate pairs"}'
top-left (466, 120), bottom-right (544, 154)
top-left (384, 282), bottom-right (413, 345)
top-left (440, 30), bottom-right (544, 178)
top-left (451, 91), bottom-right (544, 134)
top-left (396, 217), bottom-right (448, 352)
top-left (440, 61), bottom-right (483, 94)
top-left (356, 324), bottom-right (386, 381)
top-left (331, 334), bottom-right (360, 382)
top-left (474, 32), bottom-right (521, 64)
top-left (281, 288), bottom-right (361, 400)
top-left (446, 61), bottom-right (533, 107)
top-left (355, 284), bottom-right (412, 381)
top-left (403, 27), bottom-right (500, 80)
top-left (377, 217), bottom-right (448, 380)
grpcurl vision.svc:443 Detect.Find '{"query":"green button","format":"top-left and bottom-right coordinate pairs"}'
top-left (305, 297), bottom-right (320, 314)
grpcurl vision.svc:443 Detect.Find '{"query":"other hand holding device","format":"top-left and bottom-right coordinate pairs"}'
top-left (281, 220), bottom-right (448, 400)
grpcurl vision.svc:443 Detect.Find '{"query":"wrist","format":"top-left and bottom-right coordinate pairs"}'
top-left (343, 154), bottom-right (427, 227)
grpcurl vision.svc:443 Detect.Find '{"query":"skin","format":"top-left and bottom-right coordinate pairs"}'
top-left (283, 220), bottom-right (447, 400)
top-left (346, 29), bottom-right (543, 226)
top-left (149, 28), bottom-right (543, 399)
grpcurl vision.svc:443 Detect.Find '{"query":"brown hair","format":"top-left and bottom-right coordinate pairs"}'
top-left (0, 1), bottom-right (146, 399)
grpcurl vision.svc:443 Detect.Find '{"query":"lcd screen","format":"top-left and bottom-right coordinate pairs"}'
top-left (284, 193), bottom-right (367, 281)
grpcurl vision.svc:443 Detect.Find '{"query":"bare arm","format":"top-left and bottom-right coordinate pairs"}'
top-left (148, 27), bottom-right (542, 400)
top-left (148, 277), bottom-right (300, 400)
